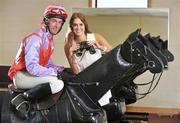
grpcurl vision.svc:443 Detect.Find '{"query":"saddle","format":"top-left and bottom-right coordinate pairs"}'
top-left (65, 85), bottom-right (107, 123)
top-left (8, 83), bottom-right (60, 111)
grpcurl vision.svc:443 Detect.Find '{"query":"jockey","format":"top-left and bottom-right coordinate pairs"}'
top-left (8, 4), bottom-right (68, 116)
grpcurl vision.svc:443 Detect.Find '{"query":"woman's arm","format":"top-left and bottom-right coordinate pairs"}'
top-left (64, 38), bottom-right (80, 74)
top-left (94, 33), bottom-right (112, 53)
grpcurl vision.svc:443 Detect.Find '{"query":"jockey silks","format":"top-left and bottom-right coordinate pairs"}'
top-left (8, 28), bottom-right (55, 80)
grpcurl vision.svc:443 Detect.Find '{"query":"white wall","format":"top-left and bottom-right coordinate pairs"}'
top-left (133, 0), bottom-right (180, 108)
top-left (86, 15), bottom-right (168, 47)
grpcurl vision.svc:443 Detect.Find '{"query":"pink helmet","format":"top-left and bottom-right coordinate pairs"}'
top-left (43, 4), bottom-right (68, 22)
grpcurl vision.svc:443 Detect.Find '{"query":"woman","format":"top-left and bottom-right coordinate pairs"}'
top-left (65, 12), bottom-right (112, 74)
top-left (64, 12), bottom-right (112, 106)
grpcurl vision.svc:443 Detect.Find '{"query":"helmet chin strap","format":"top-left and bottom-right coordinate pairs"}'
top-left (56, 23), bottom-right (64, 34)
top-left (44, 17), bottom-right (49, 32)
top-left (46, 23), bottom-right (64, 35)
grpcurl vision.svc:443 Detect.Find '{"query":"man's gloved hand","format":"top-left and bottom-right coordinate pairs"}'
top-left (57, 71), bottom-right (63, 80)
top-left (57, 68), bottom-right (75, 82)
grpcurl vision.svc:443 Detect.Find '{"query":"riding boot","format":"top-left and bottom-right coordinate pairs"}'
top-left (11, 83), bottom-right (52, 117)
top-left (23, 83), bottom-right (52, 101)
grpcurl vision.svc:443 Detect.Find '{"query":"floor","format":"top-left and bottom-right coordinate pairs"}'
top-left (120, 114), bottom-right (180, 123)
top-left (148, 114), bottom-right (180, 123)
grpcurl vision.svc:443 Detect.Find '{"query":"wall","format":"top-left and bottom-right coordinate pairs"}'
top-left (86, 15), bottom-right (168, 47)
top-left (133, 0), bottom-right (180, 108)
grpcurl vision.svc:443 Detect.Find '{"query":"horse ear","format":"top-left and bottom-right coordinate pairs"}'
top-left (162, 40), bottom-right (168, 49)
top-left (150, 36), bottom-right (161, 49)
top-left (155, 36), bottom-right (161, 40)
top-left (144, 33), bottom-right (151, 38)
top-left (135, 28), bottom-right (141, 35)
top-left (127, 29), bottom-right (141, 42)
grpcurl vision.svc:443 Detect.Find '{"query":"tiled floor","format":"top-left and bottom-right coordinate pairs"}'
top-left (120, 114), bottom-right (180, 123)
top-left (148, 114), bottom-right (180, 123)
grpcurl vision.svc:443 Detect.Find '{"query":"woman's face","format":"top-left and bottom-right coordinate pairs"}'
top-left (72, 18), bottom-right (85, 37)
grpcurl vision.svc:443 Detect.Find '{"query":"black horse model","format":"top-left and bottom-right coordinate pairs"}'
top-left (0, 29), bottom-right (174, 123)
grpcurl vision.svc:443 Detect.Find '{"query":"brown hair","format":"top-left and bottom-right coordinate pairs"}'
top-left (69, 12), bottom-right (91, 34)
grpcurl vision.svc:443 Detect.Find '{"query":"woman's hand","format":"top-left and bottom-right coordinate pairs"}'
top-left (69, 44), bottom-right (80, 56)
top-left (87, 40), bottom-right (107, 52)
top-left (87, 40), bottom-right (99, 47)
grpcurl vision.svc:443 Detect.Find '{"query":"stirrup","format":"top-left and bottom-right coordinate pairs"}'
top-left (16, 100), bottom-right (31, 114)
top-left (11, 94), bottom-right (31, 113)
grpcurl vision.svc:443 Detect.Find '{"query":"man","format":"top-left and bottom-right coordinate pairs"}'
top-left (8, 4), bottom-right (68, 116)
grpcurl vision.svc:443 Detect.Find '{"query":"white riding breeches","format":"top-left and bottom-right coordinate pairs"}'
top-left (13, 71), bottom-right (64, 94)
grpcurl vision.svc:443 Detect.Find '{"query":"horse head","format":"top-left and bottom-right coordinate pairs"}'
top-left (120, 29), bottom-right (166, 73)
top-left (146, 35), bottom-right (174, 62)
top-left (111, 29), bottom-right (174, 105)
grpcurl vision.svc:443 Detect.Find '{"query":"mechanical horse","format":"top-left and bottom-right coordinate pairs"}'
top-left (0, 29), bottom-right (174, 123)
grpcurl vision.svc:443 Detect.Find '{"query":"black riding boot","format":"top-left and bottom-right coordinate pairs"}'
top-left (11, 83), bottom-right (52, 118)
top-left (23, 83), bottom-right (52, 101)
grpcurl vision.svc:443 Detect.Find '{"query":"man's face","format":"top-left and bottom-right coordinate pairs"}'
top-left (48, 18), bottom-right (64, 35)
